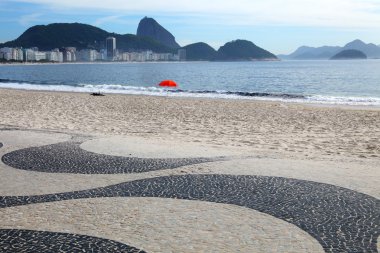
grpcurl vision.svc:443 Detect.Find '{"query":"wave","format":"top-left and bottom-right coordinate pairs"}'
top-left (0, 80), bottom-right (380, 106)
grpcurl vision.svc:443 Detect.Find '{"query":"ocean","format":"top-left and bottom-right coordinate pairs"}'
top-left (0, 60), bottom-right (380, 106)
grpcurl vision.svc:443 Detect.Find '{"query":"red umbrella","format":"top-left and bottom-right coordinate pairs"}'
top-left (159, 80), bottom-right (178, 87)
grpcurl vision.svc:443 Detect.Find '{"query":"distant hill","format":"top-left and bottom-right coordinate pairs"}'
top-left (280, 45), bottom-right (341, 60)
top-left (182, 42), bottom-right (217, 60)
top-left (0, 23), bottom-right (174, 53)
top-left (281, 39), bottom-right (380, 60)
top-left (1, 21), bottom-right (277, 62)
top-left (216, 40), bottom-right (277, 61)
top-left (137, 17), bottom-right (180, 49)
top-left (330, 49), bottom-right (367, 60)
top-left (343, 40), bottom-right (380, 58)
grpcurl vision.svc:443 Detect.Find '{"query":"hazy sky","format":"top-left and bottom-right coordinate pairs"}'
top-left (1, 0), bottom-right (380, 54)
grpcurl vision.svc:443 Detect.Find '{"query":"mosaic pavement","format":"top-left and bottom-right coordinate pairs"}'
top-left (1, 138), bottom-right (221, 174)
top-left (0, 129), bottom-right (379, 253)
top-left (0, 229), bottom-right (145, 253)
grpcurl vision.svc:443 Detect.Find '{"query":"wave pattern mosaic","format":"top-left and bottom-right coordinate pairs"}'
top-left (0, 229), bottom-right (145, 253)
top-left (2, 140), bottom-right (219, 174)
top-left (0, 132), bottom-right (379, 253)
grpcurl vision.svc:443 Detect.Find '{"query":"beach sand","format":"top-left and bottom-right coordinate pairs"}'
top-left (0, 88), bottom-right (379, 160)
top-left (0, 88), bottom-right (379, 252)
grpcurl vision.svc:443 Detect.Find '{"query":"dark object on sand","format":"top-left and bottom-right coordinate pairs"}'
top-left (90, 92), bottom-right (105, 96)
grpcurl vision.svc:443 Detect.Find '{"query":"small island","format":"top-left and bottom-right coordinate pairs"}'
top-left (182, 42), bottom-right (217, 61)
top-left (217, 40), bottom-right (278, 61)
top-left (330, 49), bottom-right (367, 60)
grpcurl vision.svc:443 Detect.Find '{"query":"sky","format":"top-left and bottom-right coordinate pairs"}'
top-left (0, 0), bottom-right (380, 54)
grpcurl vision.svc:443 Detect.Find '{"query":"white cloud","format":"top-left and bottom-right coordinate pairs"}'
top-left (9, 0), bottom-right (380, 28)
top-left (177, 39), bottom-right (223, 50)
top-left (19, 12), bottom-right (42, 26)
top-left (93, 15), bottom-right (122, 26)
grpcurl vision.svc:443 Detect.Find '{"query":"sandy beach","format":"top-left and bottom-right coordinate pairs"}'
top-left (0, 88), bottom-right (379, 252)
top-left (1, 88), bottom-right (379, 160)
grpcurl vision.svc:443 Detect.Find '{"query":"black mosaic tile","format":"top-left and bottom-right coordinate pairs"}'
top-left (0, 174), bottom-right (379, 252)
top-left (1, 141), bottom-right (222, 174)
top-left (0, 229), bottom-right (146, 253)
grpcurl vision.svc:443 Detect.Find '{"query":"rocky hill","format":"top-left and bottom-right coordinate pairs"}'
top-left (137, 17), bottom-right (180, 49)
top-left (330, 49), bottom-right (367, 60)
top-left (343, 40), bottom-right (380, 58)
top-left (279, 45), bottom-right (341, 60)
top-left (1, 19), bottom-right (279, 61)
top-left (280, 39), bottom-right (380, 60)
top-left (0, 23), bottom-right (174, 53)
top-left (182, 42), bottom-right (217, 61)
top-left (216, 40), bottom-right (277, 61)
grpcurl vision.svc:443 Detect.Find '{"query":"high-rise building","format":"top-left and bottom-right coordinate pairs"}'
top-left (46, 49), bottom-right (63, 62)
top-left (0, 47), bottom-right (12, 60)
top-left (61, 47), bottom-right (76, 62)
top-left (106, 37), bottom-right (116, 61)
top-left (78, 49), bottom-right (98, 62)
top-left (178, 49), bottom-right (186, 61)
top-left (33, 52), bottom-right (47, 61)
top-left (23, 49), bottom-right (34, 62)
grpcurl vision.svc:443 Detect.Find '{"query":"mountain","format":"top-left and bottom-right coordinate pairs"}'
top-left (0, 23), bottom-right (107, 50)
top-left (137, 17), bottom-right (180, 49)
top-left (281, 45), bottom-right (341, 60)
top-left (182, 42), bottom-right (217, 61)
top-left (1, 21), bottom-right (277, 62)
top-left (330, 49), bottom-right (367, 60)
top-left (343, 40), bottom-right (380, 58)
top-left (0, 23), bottom-right (174, 53)
top-left (216, 40), bottom-right (277, 61)
top-left (281, 39), bottom-right (380, 60)
top-left (115, 34), bottom-right (174, 53)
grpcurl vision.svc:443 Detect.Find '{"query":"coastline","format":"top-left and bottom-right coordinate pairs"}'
top-left (1, 88), bottom-right (379, 162)
top-left (1, 83), bottom-right (380, 107)
top-left (2, 14), bottom-right (380, 253)
top-left (2, 86), bottom-right (380, 110)
top-left (1, 87), bottom-right (379, 252)
top-left (1, 59), bottom-right (379, 66)
top-left (0, 61), bottom-right (189, 66)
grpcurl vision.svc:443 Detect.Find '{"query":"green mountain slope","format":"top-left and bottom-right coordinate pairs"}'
top-left (217, 40), bottom-right (277, 60)
top-left (182, 42), bottom-right (217, 60)
top-left (0, 23), bottom-right (173, 53)
top-left (137, 17), bottom-right (180, 49)
top-left (330, 49), bottom-right (367, 60)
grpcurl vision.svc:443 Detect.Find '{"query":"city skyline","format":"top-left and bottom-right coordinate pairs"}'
top-left (1, 0), bottom-right (380, 54)
top-left (0, 31), bottom-right (190, 62)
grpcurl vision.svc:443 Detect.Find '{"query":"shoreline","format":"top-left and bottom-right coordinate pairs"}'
top-left (1, 86), bottom-right (379, 109)
top-left (0, 61), bottom-right (189, 66)
top-left (2, 59), bottom-right (380, 66)
top-left (1, 88), bottom-right (379, 252)
top-left (2, 86), bottom-right (380, 112)
top-left (1, 88), bottom-right (379, 162)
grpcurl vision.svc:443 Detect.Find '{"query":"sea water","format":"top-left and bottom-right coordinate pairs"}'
top-left (0, 60), bottom-right (379, 106)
